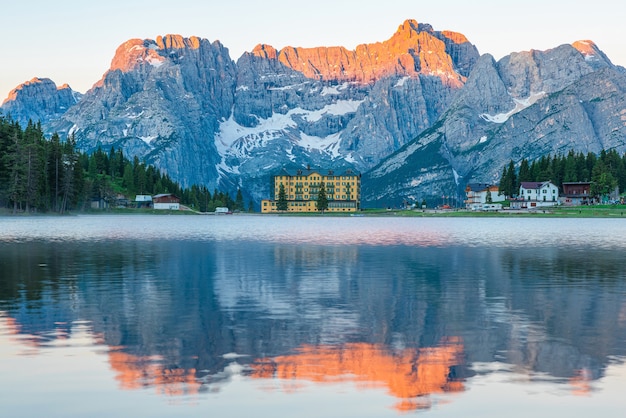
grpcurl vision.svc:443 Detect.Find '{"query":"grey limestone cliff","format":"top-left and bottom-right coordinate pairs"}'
top-left (1, 78), bottom-right (81, 128)
top-left (2, 21), bottom-right (624, 209)
top-left (362, 42), bottom-right (626, 207)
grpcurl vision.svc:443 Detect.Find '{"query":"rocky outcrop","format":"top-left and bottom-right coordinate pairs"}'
top-left (1, 78), bottom-right (81, 128)
top-left (262, 19), bottom-right (476, 86)
top-left (50, 35), bottom-right (238, 188)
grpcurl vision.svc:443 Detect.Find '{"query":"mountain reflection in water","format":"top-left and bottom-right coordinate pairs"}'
top-left (251, 339), bottom-right (465, 411)
top-left (1, 216), bottom-right (626, 416)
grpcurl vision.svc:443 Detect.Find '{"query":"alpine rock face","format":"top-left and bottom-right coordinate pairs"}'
top-left (0, 20), bottom-right (478, 205)
top-left (2, 19), bottom-right (624, 208)
top-left (1, 78), bottom-right (82, 129)
top-left (362, 40), bottom-right (626, 207)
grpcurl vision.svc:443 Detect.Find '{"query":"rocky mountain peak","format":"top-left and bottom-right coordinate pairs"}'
top-left (572, 40), bottom-right (613, 69)
top-left (1, 77), bottom-right (81, 127)
top-left (250, 44), bottom-right (279, 59)
top-left (246, 19), bottom-right (477, 86)
top-left (108, 35), bottom-right (209, 74)
top-left (109, 38), bottom-right (165, 73)
top-left (155, 34), bottom-right (202, 50)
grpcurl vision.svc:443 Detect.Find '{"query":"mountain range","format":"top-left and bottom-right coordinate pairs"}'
top-left (2, 19), bottom-right (625, 208)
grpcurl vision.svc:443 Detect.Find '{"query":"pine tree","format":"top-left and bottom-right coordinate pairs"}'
top-left (498, 160), bottom-right (517, 198)
top-left (22, 121), bottom-right (43, 212)
top-left (58, 135), bottom-right (79, 213)
top-left (122, 162), bottom-right (134, 192)
top-left (277, 184), bottom-right (288, 211)
top-left (235, 188), bottom-right (244, 211)
top-left (316, 182), bottom-right (328, 212)
top-left (518, 159), bottom-right (531, 185)
top-left (5, 125), bottom-right (26, 213)
top-left (563, 150), bottom-right (578, 182)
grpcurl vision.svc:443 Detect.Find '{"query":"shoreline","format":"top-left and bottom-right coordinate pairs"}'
top-left (2, 205), bottom-right (626, 218)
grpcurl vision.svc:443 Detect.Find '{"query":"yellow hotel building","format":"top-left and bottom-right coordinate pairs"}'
top-left (262, 168), bottom-right (361, 213)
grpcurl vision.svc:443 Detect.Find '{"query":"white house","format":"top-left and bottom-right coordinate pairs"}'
top-left (464, 183), bottom-right (505, 210)
top-left (515, 181), bottom-right (559, 208)
top-left (153, 193), bottom-right (180, 210)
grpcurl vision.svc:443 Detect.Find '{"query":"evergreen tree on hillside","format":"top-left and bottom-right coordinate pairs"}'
top-left (563, 150), bottom-right (578, 182)
top-left (235, 188), bottom-right (244, 211)
top-left (518, 159), bottom-right (531, 185)
top-left (591, 160), bottom-right (617, 200)
top-left (5, 123), bottom-right (25, 213)
top-left (0, 115), bottom-right (249, 213)
top-left (499, 160), bottom-right (516, 197)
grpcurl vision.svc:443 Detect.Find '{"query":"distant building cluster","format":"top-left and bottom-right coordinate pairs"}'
top-left (92, 193), bottom-right (182, 210)
top-left (464, 181), bottom-right (597, 210)
top-left (262, 168), bottom-right (361, 213)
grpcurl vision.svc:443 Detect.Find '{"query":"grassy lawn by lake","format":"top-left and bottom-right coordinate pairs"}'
top-left (364, 205), bottom-right (626, 218)
top-left (3, 205), bottom-right (626, 218)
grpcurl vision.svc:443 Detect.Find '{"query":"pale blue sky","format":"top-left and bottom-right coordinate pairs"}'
top-left (2, 0), bottom-right (624, 99)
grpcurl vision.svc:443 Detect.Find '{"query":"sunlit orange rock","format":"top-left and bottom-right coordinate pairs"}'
top-left (570, 368), bottom-right (592, 396)
top-left (250, 337), bottom-right (465, 411)
top-left (107, 349), bottom-right (200, 395)
top-left (250, 19), bottom-right (466, 86)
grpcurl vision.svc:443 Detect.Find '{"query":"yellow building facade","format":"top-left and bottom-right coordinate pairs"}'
top-left (261, 168), bottom-right (361, 213)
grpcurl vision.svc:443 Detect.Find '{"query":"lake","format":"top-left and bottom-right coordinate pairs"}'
top-left (1, 214), bottom-right (626, 417)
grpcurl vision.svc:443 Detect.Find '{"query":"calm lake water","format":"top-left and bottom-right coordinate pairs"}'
top-left (1, 214), bottom-right (626, 417)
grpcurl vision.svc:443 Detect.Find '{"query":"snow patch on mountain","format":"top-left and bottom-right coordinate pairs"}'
top-left (139, 135), bottom-right (157, 146)
top-left (320, 83), bottom-right (351, 96)
top-left (301, 99), bottom-right (364, 122)
top-left (394, 76), bottom-right (410, 87)
top-left (480, 91), bottom-right (546, 123)
top-left (298, 132), bottom-right (342, 159)
top-left (216, 112), bottom-right (295, 152)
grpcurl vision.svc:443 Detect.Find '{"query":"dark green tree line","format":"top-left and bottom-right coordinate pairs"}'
top-left (0, 116), bottom-right (249, 213)
top-left (499, 150), bottom-right (626, 200)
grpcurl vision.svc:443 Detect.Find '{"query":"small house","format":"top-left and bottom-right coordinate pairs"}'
top-left (464, 183), bottom-right (505, 210)
top-left (561, 182), bottom-right (593, 206)
top-left (153, 194), bottom-right (180, 210)
top-left (90, 198), bottom-right (109, 210)
top-left (514, 181), bottom-right (559, 208)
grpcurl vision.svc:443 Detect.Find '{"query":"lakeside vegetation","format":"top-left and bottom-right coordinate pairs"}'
top-left (361, 205), bottom-right (626, 218)
top-left (0, 117), bottom-right (248, 214)
top-left (4, 113), bottom-right (626, 218)
top-left (498, 150), bottom-right (626, 200)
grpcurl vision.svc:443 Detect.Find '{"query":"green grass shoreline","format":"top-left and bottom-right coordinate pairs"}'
top-left (3, 205), bottom-right (626, 218)
top-left (359, 205), bottom-right (626, 218)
